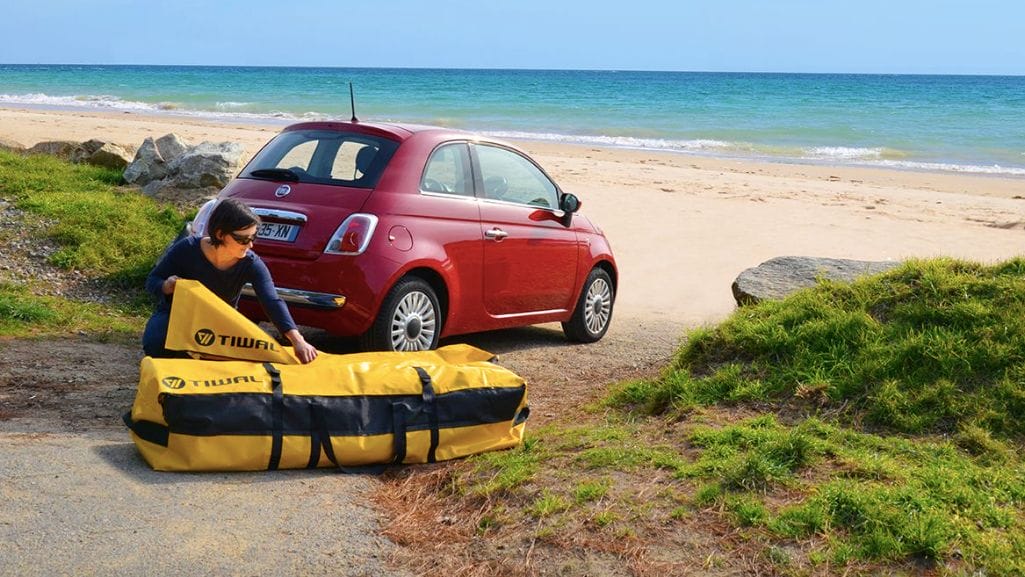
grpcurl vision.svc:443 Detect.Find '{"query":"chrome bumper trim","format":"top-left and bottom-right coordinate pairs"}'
top-left (241, 284), bottom-right (346, 309)
top-left (252, 208), bottom-right (308, 223)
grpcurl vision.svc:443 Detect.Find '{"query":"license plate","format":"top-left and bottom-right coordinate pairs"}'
top-left (257, 222), bottom-right (300, 242)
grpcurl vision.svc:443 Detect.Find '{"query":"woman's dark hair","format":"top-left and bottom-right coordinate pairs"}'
top-left (207, 198), bottom-right (261, 246)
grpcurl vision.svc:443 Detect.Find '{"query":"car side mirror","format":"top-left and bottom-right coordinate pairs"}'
top-left (560, 193), bottom-right (581, 214)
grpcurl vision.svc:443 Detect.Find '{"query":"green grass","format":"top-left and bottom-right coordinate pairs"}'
top-left (573, 479), bottom-right (611, 504)
top-left (529, 490), bottom-right (571, 518)
top-left (459, 435), bottom-right (548, 497)
top-left (0, 151), bottom-right (189, 337)
top-left (0, 281), bottom-right (142, 337)
top-left (0, 150), bottom-right (186, 287)
top-left (654, 314), bottom-right (1025, 570)
top-left (609, 258), bottom-right (1025, 440)
top-left (690, 415), bottom-right (1025, 567)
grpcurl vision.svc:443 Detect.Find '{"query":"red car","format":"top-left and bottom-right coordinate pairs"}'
top-left (195, 121), bottom-right (617, 352)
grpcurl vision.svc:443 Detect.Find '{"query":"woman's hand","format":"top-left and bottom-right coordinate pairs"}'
top-left (285, 329), bottom-right (319, 364)
top-left (162, 275), bottom-right (179, 295)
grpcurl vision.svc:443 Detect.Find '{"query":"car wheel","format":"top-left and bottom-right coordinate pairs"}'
top-left (562, 268), bottom-right (614, 343)
top-left (361, 277), bottom-right (442, 352)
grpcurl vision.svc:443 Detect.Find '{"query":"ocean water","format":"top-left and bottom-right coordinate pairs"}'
top-left (1, 64), bottom-right (1024, 176)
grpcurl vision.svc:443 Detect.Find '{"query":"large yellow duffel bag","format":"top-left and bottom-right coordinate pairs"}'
top-left (124, 281), bottom-right (529, 472)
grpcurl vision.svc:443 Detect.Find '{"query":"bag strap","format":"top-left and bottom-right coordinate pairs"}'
top-left (309, 365), bottom-right (437, 473)
top-left (310, 400), bottom-right (387, 475)
top-left (122, 411), bottom-right (170, 447)
top-left (264, 363), bottom-right (284, 471)
top-left (391, 401), bottom-right (408, 465)
top-left (414, 366), bottom-right (440, 464)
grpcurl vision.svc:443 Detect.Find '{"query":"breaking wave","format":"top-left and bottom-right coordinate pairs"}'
top-left (3, 92), bottom-right (1024, 176)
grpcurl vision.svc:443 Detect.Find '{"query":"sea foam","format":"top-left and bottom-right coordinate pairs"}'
top-left (0, 92), bottom-right (297, 125)
top-left (3, 90), bottom-right (1024, 177)
top-left (482, 130), bottom-right (735, 152)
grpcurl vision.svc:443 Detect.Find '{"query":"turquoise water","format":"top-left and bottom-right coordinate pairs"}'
top-left (2, 65), bottom-right (1024, 175)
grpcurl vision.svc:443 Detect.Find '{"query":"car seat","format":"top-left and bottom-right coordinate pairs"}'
top-left (484, 175), bottom-right (508, 199)
top-left (354, 145), bottom-right (378, 179)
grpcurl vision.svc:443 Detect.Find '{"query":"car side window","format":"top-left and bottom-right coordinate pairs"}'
top-left (475, 145), bottom-right (559, 209)
top-left (421, 143), bottom-right (472, 196)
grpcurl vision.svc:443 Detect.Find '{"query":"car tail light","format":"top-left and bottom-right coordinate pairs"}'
top-left (325, 213), bottom-right (379, 255)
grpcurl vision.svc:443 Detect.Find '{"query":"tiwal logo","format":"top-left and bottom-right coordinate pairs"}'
top-left (194, 328), bottom-right (216, 347)
top-left (160, 375), bottom-right (259, 389)
top-left (161, 376), bottom-right (186, 390)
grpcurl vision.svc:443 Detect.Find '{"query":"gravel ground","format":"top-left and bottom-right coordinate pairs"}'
top-left (0, 197), bottom-right (121, 304)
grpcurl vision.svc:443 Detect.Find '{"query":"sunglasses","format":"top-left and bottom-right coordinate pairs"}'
top-left (229, 231), bottom-right (258, 245)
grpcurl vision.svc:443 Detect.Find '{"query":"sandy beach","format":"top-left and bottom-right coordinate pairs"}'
top-left (2, 105), bottom-right (1024, 328)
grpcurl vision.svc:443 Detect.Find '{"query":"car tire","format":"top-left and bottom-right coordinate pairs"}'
top-left (361, 277), bottom-right (442, 352)
top-left (562, 268), bottom-right (614, 343)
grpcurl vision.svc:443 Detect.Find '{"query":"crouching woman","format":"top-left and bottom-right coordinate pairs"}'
top-left (142, 197), bottom-right (318, 363)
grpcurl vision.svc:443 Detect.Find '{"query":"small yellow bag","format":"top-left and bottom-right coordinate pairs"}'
top-left (125, 281), bottom-right (529, 472)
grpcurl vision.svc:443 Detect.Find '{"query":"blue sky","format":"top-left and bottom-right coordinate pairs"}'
top-left (2, 0), bottom-right (1023, 74)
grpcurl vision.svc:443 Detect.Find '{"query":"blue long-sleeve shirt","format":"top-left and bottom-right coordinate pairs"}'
top-left (145, 236), bottom-right (297, 335)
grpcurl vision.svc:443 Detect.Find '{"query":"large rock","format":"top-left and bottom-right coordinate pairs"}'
top-left (165, 141), bottom-right (244, 189)
top-left (27, 140), bottom-right (79, 159)
top-left (84, 142), bottom-right (134, 170)
top-left (26, 139), bottom-right (133, 168)
top-left (0, 137), bottom-right (26, 153)
top-left (155, 133), bottom-right (189, 163)
top-left (66, 139), bottom-right (134, 170)
top-left (732, 256), bottom-right (901, 305)
top-left (134, 136), bottom-right (243, 204)
top-left (69, 139), bottom-right (106, 164)
top-left (124, 138), bottom-right (169, 185)
top-left (124, 133), bottom-right (192, 185)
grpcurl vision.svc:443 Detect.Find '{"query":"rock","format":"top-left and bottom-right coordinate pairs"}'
top-left (124, 138), bottom-right (169, 185)
top-left (155, 133), bottom-right (189, 163)
top-left (134, 137), bottom-right (243, 205)
top-left (732, 256), bottom-right (900, 305)
top-left (0, 137), bottom-right (26, 153)
top-left (69, 139), bottom-right (106, 163)
top-left (27, 140), bottom-right (79, 159)
top-left (125, 134), bottom-right (190, 185)
top-left (84, 142), bottom-right (133, 170)
top-left (67, 139), bottom-right (133, 170)
top-left (166, 141), bottom-right (244, 189)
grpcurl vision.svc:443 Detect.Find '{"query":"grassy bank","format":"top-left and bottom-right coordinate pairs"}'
top-left (0, 151), bottom-right (186, 336)
top-left (381, 259), bottom-right (1025, 576)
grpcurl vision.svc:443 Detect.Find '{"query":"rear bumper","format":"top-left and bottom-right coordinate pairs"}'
top-left (241, 284), bottom-right (347, 309)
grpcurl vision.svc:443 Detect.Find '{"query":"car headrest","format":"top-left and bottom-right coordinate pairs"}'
top-left (355, 145), bottom-right (378, 175)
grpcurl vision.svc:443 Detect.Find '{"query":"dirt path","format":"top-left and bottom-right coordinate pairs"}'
top-left (0, 312), bottom-right (686, 576)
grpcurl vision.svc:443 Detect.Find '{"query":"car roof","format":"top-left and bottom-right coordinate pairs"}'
top-left (282, 120), bottom-right (468, 142)
top-left (281, 120), bottom-right (521, 151)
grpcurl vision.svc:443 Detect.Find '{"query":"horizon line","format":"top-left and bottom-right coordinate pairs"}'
top-left (1, 62), bottom-right (1022, 78)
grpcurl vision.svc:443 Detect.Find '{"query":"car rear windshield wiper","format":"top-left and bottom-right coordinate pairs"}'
top-left (249, 168), bottom-right (300, 182)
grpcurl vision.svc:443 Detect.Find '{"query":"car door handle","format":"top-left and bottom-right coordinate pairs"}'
top-left (484, 227), bottom-right (509, 241)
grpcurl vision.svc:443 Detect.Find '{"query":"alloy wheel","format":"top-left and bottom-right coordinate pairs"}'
top-left (584, 278), bottom-right (612, 334)
top-left (389, 290), bottom-right (437, 351)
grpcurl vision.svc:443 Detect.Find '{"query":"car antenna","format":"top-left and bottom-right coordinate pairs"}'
top-left (349, 82), bottom-right (359, 122)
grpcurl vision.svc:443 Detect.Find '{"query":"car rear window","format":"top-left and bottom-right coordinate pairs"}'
top-left (240, 130), bottom-right (399, 188)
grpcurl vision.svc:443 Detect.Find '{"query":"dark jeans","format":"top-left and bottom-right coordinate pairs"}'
top-left (142, 309), bottom-right (189, 359)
